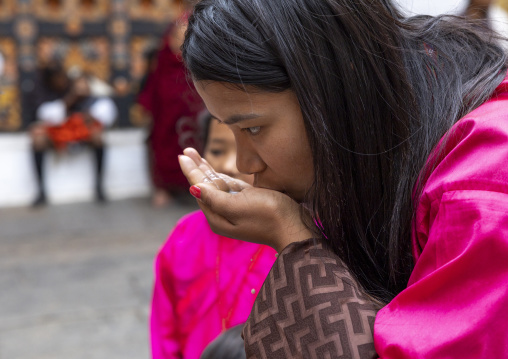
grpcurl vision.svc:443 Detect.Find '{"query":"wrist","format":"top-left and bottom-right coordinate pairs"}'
top-left (274, 226), bottom-right (313, 254)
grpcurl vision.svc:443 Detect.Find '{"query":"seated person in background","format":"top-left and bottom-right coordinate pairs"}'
top-left (150, 114), bottom-right (276, 359)
top-left (30, 62), bottom-right (117, 206)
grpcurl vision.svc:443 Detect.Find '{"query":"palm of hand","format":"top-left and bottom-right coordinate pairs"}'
top-left (179, 148), bottom-right (314, 252)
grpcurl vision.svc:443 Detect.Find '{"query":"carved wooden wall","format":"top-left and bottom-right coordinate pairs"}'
top-left (0, 0), bottom-right (179, 131)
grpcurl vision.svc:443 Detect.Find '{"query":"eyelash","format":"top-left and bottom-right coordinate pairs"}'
top-left (243, 126), bottom-right (261, 135)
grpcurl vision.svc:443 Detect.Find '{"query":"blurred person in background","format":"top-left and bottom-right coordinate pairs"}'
top-left (138, 47), bottom-right (159, 96)
top-left (137, 0), bottom-right (204, 208)
top-left (136, 46), bottom-right (159, 195)
top-left (30, 62), bottom-right (117, 206)
top-left (465, 0), bottom-right (493, 19)
top-left (150, 113), bottom-right (276, 359)
top-left (464, 0), bottom-right (508, 43)
top-left (500, 0), bottom-right (508, 12)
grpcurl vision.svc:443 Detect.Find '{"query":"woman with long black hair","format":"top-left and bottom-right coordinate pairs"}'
top-left (178, 0), bottom-right (508, 357)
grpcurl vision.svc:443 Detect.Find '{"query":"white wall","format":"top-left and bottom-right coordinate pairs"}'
top-left (0, 129), bottom-right (151, 208)
top-left (394, 0), bottom-right (508, 46)
top-left (394, 0), bottom-right (467, 16)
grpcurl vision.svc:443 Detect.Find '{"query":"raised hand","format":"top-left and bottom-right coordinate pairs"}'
top-left (179, 147), bottom-right (248, 193)
top-left (179, 148), bottom-right (314, 252)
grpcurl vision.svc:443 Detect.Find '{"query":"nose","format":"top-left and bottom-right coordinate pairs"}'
top-left (235, 140), bottom-right (266, 175)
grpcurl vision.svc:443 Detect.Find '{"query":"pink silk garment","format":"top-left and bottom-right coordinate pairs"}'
top-left (374, 76), bottom-right (508, 357)
top-left (150, 211), bottom-right (276, 359)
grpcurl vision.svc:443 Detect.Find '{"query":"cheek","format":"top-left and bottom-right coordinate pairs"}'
top-left (293, 140), bottom-right (314, 187)
top-left (262, 134), bottom-right (308, 171)
top-left (263, 130), bottom-right (314, 188)
top-left (204, 154), bottom-right (220, 172)
top-left (210, 154), bottom-right (230, 174)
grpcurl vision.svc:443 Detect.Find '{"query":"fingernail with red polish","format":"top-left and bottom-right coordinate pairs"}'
top-left (189, 185), bottom-right (201, 199)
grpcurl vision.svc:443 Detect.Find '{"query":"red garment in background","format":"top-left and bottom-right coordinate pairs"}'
top-left (138, 22), bottom-right (204, 190)
top-left (46, 113), bottom-right (102, 150)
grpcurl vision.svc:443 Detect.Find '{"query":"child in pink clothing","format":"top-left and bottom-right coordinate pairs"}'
top-left (150, 116), bottom-right (276, 359)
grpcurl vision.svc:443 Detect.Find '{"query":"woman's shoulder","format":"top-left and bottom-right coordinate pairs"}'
top-left (421, 79), bottom-right (508, 202)
top-left (464, 74), bottom-right (508, 128)
top-left (415, 78), bottom-right (508, 252)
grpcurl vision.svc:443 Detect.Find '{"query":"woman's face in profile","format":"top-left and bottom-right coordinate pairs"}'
top-left (195, 81), bottom-right (314, 202)
top-left (204, 118), bottom-right (253, 185)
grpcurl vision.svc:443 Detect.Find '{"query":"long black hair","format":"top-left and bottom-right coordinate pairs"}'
top-left (182, 0), bottom-right (507, 303)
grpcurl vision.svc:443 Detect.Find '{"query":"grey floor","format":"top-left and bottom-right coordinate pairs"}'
top-left (0, 197), bottom-right (198, 359)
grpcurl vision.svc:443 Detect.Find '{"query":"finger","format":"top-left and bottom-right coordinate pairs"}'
top-left (179, 155), bottom-right (215, 186)
top-left (216, 173), bottom-right (250, 193)
top-left (183, 148), bottom-right (234, 192)
top-left (183, 147), bottom-right (251, 192)
top-left (181, 154), bottom-right (241, 192)
top-left (183, 147), bottom-right (202, 165)
top-left (202, 167), bottom-right (230, 192)
top-left (198, 157), bottom-right (253, 191)
top-left (216, 173), bottom-right (252, 189)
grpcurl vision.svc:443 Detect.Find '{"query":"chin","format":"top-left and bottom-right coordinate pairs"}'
top-left (254, 178), bottom-right (307, 200)
top-left (252, 179), bottom-right (277, 192)
top-left (254, 183), bottom-right (302, 201)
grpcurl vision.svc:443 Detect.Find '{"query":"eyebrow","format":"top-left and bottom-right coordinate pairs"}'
top-left (211, 113), bottom-right (261, 125)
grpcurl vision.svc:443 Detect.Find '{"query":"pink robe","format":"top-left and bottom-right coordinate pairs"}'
top-left (150, 211), bottom-right (277, 359)
top-left (374, 76), bottom-right (508, 357)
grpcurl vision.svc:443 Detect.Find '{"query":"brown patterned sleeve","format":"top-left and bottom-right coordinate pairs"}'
top-left (242, 238), bottom-right (380, 359)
